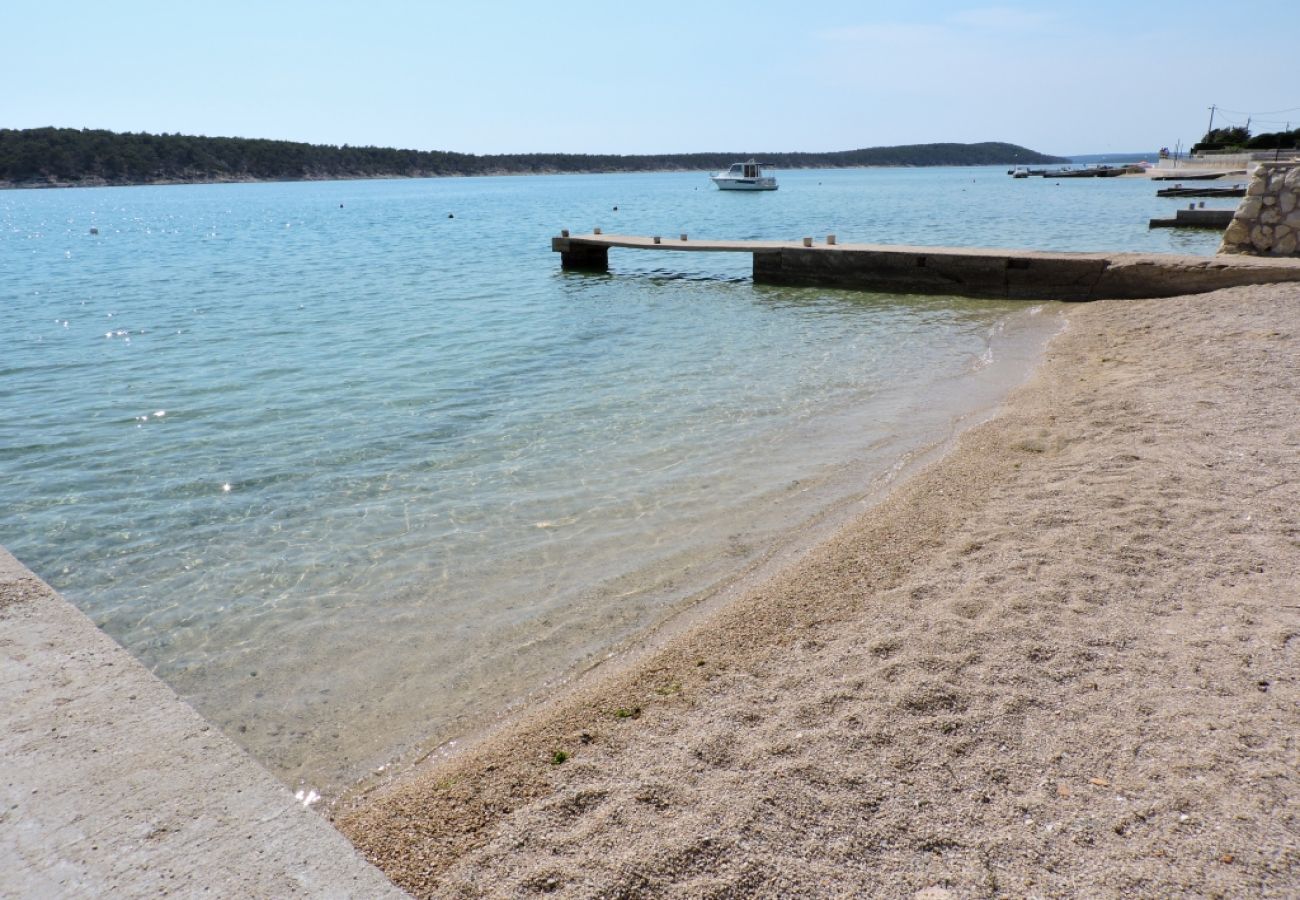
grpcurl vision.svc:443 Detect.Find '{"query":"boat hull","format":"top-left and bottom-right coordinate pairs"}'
top-left (711, 177), bottom-right (778, 191)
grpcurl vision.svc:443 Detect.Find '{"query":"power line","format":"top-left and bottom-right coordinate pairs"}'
top-left (1208, 112), bottom-right (1295, 130)
top-left (1209, 112), bottom-right (1250, 128)
top-left (1216, 105), bottom-right (1300, 117)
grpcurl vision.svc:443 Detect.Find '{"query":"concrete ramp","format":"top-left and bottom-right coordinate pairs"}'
top-left (0, 548), bottom-right (406, 898)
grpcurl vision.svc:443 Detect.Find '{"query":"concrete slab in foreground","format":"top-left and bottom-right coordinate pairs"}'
top-left (0, 547), bottom-right (406, 898)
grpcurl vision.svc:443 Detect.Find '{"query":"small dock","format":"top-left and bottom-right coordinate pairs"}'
top-left (1151, 170), bottom-right (1245, 181)
top-left (552, 233), bottom-right (1300, 302)
top-left (1148, 208), bottom-right (1236, 229)
top-left (1156, 186), bottom-right (1246, 198)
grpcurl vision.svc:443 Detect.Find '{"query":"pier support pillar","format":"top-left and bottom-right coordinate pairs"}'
top-left (752, 250), bottom-right (782, 284)
top-left (553, 237), bottom-right (609, 272)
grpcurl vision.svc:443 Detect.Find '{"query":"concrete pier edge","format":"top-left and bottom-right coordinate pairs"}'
top-left (552, 234), bottom-right (1300, 300)
top-left (0, 546), bottom-right (406, 898)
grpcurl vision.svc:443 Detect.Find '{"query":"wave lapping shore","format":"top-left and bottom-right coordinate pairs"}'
top-left (339, 284), bottom-right (1299, 898)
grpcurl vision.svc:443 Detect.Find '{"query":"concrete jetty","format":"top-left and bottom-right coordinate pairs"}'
top-left (552, 233), bottom-right (1300, 301)
top-left (1148, 208), bottom-right (1236, 230)
top-left (0, 548), bottom-right (406, 898)
top-left (1155, 186), bottom-right (1246, 198)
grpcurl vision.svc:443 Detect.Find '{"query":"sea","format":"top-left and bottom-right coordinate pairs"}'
top-left (1, 166), bottom-right (1225, 796)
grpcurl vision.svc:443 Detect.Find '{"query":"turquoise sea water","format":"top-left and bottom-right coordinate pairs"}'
top-left (1, 167), bottom-right (1222, 794)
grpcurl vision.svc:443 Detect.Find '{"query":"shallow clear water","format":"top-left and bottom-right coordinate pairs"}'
top-left (0, 168), bottom-right (1221, 793)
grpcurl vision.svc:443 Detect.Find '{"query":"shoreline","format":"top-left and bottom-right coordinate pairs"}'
top-left (12, 157), bottom-right (1265, 192)
top-left (334, 303), bottom-right (1064, 806)
top-left (337, 283), bottom-right (1299, 897)
top-left (0, 162), bottom-right (1064, 192)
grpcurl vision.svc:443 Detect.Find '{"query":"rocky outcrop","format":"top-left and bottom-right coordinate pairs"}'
top-left (1220, 161), bottom-right (1300, 256)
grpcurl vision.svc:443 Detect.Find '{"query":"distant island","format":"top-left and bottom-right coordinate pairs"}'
top-left (0, 127), bottom-right (1068, 189)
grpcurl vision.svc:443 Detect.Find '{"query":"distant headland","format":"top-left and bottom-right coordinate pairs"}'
top-left (0, 127), bottom-right (1067, 189)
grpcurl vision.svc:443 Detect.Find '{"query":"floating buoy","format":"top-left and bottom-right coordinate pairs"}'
top-left (448, 213), bottom-right (454, 218)
top-left (613, 206), bottom-right (618, 211)
top-left (89, 227), bottom-right (99, 235)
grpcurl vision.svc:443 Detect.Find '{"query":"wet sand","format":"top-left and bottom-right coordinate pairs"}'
top-left (337, 284), bottom-right (1299, 898)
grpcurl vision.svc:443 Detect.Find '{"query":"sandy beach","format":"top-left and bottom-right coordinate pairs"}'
top-left (338, 284), bottom-right (1299, 898)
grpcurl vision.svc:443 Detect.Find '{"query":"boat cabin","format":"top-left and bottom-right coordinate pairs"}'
top-left (725, 161), bottom-right (763, 179)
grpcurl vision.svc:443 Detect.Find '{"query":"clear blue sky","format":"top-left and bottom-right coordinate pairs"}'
top-left (5, 1), bottom-right (1297, 156)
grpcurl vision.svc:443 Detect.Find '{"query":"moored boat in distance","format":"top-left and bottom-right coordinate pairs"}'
top-left (1038, 164), bottom-right (1128, 178)
top-left (711, 159), bottom-right (778, 191)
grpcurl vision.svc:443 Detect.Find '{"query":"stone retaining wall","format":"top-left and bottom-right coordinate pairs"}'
top-left (1220, 161), bottom-right (1300, 256)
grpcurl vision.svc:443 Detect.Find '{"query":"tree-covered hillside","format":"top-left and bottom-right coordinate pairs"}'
top-left (0, 127), bottom-right (1067, 188)
top-left (1191, 125), bottom-right (1300, 155)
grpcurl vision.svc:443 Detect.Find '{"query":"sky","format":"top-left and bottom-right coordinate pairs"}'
top-left (4, 1), bottom-right (1298, 157)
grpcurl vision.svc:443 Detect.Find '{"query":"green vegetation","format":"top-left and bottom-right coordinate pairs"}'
top-left (0, 126), bottom-right (1068, 188)
top-left (1192, 125), bottom-right (1300, 154)
top-left (550, 750), bottom-right (569, 765)
top-left (1193, 126), bottom-right (1252, 153)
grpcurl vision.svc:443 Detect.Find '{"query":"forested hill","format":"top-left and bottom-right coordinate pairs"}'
top-left (0, 127), bottom-right (1067, 188)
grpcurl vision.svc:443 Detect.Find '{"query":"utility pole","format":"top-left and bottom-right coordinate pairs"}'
top-left (1206, 104), bottom-right (1217, 139)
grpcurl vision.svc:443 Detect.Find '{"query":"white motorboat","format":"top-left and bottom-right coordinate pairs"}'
top-left (710, 159), bottom-right (778, 191)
